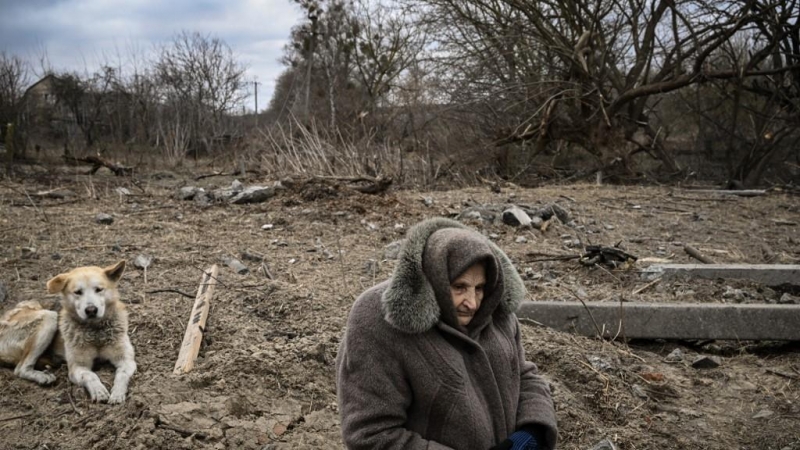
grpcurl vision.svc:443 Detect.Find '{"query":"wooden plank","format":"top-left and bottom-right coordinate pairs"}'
top-left (173, 265), bottom-right (219, 374)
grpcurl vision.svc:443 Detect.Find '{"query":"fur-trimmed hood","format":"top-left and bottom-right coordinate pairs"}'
top-left (381, 218), bottom-right (527, 334)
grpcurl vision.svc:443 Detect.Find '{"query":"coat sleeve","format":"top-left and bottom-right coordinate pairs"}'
top-left (336, 294), bottom-right (455, 450)
top-left (513, 316), bottom-right (558, 450)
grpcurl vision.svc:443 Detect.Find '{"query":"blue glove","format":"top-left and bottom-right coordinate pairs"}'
top-left (507, 429), bottom-right (539, 450)
top-left (489, 430), bottom-right (539, 450)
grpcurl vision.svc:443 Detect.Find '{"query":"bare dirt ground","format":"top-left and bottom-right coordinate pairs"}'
top-left (1, 165), bottom-right (799, 450)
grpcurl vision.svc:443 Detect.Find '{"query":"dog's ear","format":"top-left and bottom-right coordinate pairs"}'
top-left (47, 274), bottom-right (68, 294)
top-left (104, 260), bottom-right (126, 283)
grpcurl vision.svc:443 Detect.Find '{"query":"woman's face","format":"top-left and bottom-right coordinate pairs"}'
top-left (449, 263), bottom-right (486, 326)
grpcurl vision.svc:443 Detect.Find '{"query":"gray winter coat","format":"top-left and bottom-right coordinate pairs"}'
top-left (336, 218), bottom-right (558, 450)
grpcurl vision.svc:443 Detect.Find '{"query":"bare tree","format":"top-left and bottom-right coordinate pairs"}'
top-left (0, 52), bottom-right (30, 160)
top-left (415, 0), bottom-right (800, 178)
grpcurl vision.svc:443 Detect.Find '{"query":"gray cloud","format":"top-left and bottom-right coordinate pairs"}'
top-left (0, 0), bottom-right (302, 109)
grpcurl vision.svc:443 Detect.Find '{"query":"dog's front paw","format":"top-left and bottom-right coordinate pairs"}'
top-left (86, 382), bottom-right (110, 402)
top-left (34, 371), bottom-right (57, 385)
top-left (108, 388), bottom-right (126, 405)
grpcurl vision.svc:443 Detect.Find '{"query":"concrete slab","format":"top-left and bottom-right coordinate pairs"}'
top-left (644, 264), bottom-right (800, 287)
top-left (517, 301), bottom-right (800, 340)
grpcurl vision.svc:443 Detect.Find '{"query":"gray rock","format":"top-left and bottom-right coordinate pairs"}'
top-left (421, 196), bottom-right (434, 207)
top-left (530, 216), bottom-right (544, 229)
top-left (462, 210), bottom-right (483, 221)
top-left (549, 203), bottom-right (571, 223)
top-left (176, 186), bottom-right (204, 200)
top-left (631, 384), bottom-right (648, 399)
top-left (665, 348), bottom-right (684, 362)
top-left (114, 187), bottom-right (132, 196)
top-left (604, 224), bottom-right (615, 230)
top-left (231, 179), bottom-right (244, 192)
top-left (692, 355), bottom-right (721, 369)
top-left (133, 254), bottom-right (153, 270)
top-left (589, 438), bottom-right (619, 450)
top-left (224, 257), bottom-right (249, 274)
top-left (384, 240), bottom-right (404, 260)
top-left (230, 186), bottom-right (276, 204)
top-left (95, 213), bottom-right (114, 225)
top-left (0, 283), bottom-right (7, 304)
top-left (194, 191), bottom-right (211, 206)
top-left (779, 293), bottom-right (800, 304)
top-left (21, 247), bottom-right (37, 259)
top-left (587, 355), bottom-right (614, 372)
top-left (515, 236), bottom-right (528, 244)
top-left (209, 187), bottom-right (237, 201)
top-left (502, 206), bottom-right (532, 227)
top-left (722, 286), bottom-right (745, 302)
top-left (261, 224), bottom-right (274, 230)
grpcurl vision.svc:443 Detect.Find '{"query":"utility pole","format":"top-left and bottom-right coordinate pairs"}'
top-left (254, 80), bottom-right (260, 128)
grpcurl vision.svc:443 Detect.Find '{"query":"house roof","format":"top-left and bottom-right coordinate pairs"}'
top-left (23, 74), bottom-right (58, 97)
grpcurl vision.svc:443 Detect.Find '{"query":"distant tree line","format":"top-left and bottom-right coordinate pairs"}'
top-left (0, 31), bottom-right (247, 165)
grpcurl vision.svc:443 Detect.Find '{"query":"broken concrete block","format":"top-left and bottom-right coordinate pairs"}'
top-left (502, 206), bottom-right (532, 227)
top-left (516, 301), bottom-right (800, 340)
top-left (644, 264), bottom-right (800, 287)
top-left (692, 355), bottom-right (722, 369)
top-left (230, 186), bottom-right (276, 204)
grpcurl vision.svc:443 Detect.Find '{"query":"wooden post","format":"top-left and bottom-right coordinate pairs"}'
top-left (173, 265), bottom-right (218, 375)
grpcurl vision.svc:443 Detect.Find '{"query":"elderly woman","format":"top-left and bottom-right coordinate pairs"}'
top-left (336, 218), bottom-right (557, 450)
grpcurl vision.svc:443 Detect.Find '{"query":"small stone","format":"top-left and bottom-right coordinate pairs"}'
top-left (723, 286), bottom-right (745, 303)
top-left (665, 348), bottom-right (684, 362)
top-left (176, 186), bottom-right (203, 200)
top-left (21, 247), bottom-right (37, 258)
top-left (515, 236), bottom-right (528, 244)
top-left (288, 258), bottom-right (297, 265)
top-left (261, 224), bottom-right (274, 230)
top-left (752, 409), bottom-right (774, 420)
top-left (692, 355), bottom-right (722, 369)
top-left (114, 187), bottom-right (131, 196)
top-left (530, 216), bottom-right (544, 229)
top-left (489, 233), bottom-right (499, 240)
top-left (394, 223), bottom-right (404, 230)
top-left (461, 210), bottom-right (483, 221)
top-left (549, 203), bottom-right (571, 223)
top-left (604, 224), bottom-right (615, 230)
top-left (133, 254), bottom-right (153, 270)
top-left (778, 293), bottom-right (800, 304)
top-left (421, 196), bottom-right (434, 207)
top-left (111, 243), bottom-right (123, 252)
top-left (95, 213), bottom-right (114, 225)
top-left (366, 222), bottom-right (378, 231)
top-left (231, 179), bottom-right (244, 192)
top-left (51, 253), bottom-right (62, 260)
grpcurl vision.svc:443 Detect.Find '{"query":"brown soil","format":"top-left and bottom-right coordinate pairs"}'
top-left (1, 166), bottom-right (799, 450)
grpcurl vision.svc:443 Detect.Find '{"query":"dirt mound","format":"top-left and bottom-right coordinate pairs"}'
top-left (1, 171), bottom-right (798, 449)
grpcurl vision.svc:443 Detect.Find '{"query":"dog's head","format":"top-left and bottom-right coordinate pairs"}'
top-left (46, 261), bottom-right (126, 322)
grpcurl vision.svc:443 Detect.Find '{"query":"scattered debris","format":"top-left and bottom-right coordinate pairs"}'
top-left (133, 254), bottom-right (153, 270)
top-left (684, 244), bottom-right (716, 264)
top-left (751, 409), bottom-right (774, 420)
top-left (176, 186), bottom-right (204, 201)
top-left (692, 355), bottom-right (722, 369)
top-left (224, 257), bottom-right (249, 275)
top-left (580, 245), bottom-right (637, 267)
top-left (230, 186), bottom-right (276, 204)
top-left (589, 438), bottom-right (619, 450)
top-left (63, 154), bottom-right (133, 176)
top-left (174, 265), bottom-right (218, 375)
top-left (502, 206), bottom-right (532, 227)
top-left (722, 286), bottom-right (745, 302)
top-left (95, 213), bottom-right (114, 225)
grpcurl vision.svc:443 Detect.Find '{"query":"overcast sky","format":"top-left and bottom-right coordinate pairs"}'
top-left (0, 0), bottom-right (304, 112)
